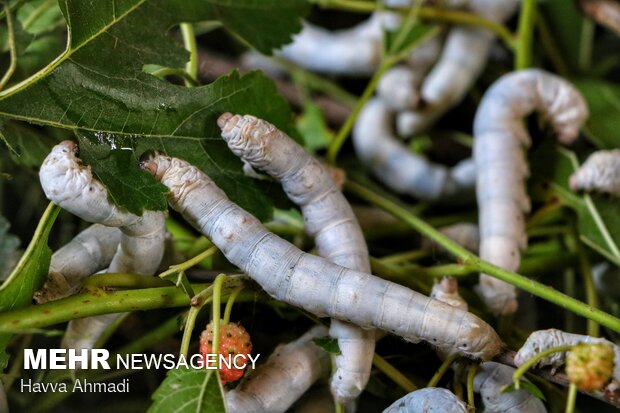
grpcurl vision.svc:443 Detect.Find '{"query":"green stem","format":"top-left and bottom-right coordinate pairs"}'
top-left (346, 180), bottom-right (620, 333)
top-left (401, 263), bottom-right (478, 278)
top-left (210, 274), bottom-right (227, 366)
top-left (513, 345), bottom-right (574, 388)
top-left (0, 3), bottom-right (17, 91)
top-left (373, 354), bottom-right (417, 392)
top-left (565, 382), bottom-right (578, 413)
top-left (326, 60), bottom-right (391, 164)
top-left (180, 23), bottom-right (198, 86)
top-left (223, 286), bottom-right (243, 324)
top-left (180, 304), bottom-right (204, 358)
top-left (515, 0), bottom-right (536, 70)
top-left (466, 363), bottom-right (477, 408)
top-left (159, 246), bottom-right (218, 279)
top-left (116, 312), bottom-right (184, 355)
top-left (575, 232), bottom-right (600, 337)
top-left (0, 284), bottom-right (215, 332)
top-left (379, 249), bottom-right (429, 265)
top-left (150, 67), bottom-right (199, 86)
top-left (427, 352), bottom-right (460, 387)
top-left (578, 19), bottom-right (594, 73)
top-left (82, 273), bottom-right (172, 289)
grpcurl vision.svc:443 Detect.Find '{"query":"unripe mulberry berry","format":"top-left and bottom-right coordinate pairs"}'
top-left (199, 321), bottom-right (253, 384)
top-left (566, 343), bottom-right (615, 391)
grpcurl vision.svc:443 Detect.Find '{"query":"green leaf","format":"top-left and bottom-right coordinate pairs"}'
top-left (149, 368), bottom-right (226, 413)
top-left (201, 0), bottom-right (310, 54)
top-left (0, 215), bottom-right (20, 280)
top-left (501, 380), bottom-right (546, 401)
top-left (312, 336), bottom-right (340, 354)
top-left (530, 143), bottom-right (620, 265)
top-left (573, 79), bottom-right (620, 149)
top-left (297, 102), bottom-right (332, 153)
top-left (0, 122), bottom-right (60, 167)
top-left (384, 23), bottom-right (437, 58)
top-left (0, 202), bottom-right (60, 370)
top-left (540, 0), bottom-right (585, 72)
top-left (0, 0), bottom-right (302, 219)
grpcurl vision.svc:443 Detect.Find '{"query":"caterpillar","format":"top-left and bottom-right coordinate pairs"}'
top-left (473, 69), bottom-right (589, 315)
top-left (569, 149), bottom-right (620, 196)
top-left (39, 141), bottom-right (166, 352)
top-left (34, 224), bottom-right (121, 304)
top-left (353, 98), bottom-right (477, 202)
top-left (142, 154), bottom-right (502, 360)
top-left (218, 112), bottom-right (374, 404)
top-left (514, 329), bottom-right (620, 383)
top-left (473, 362), bottom-right (547, 413)
top-left (226, 325), bottom-right (331, 413)
top-left (430, 279), bottom-right (547, 412)
top-left (382, 387), bottom-right (469, 413)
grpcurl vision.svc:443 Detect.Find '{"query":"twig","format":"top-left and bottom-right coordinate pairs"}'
top-left (0, 3), bottom-right (17, 91)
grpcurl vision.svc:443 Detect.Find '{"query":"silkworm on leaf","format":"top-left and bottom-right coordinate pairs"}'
top-left (34, 224), bottom-right (121, 304)
top-left (142, 154), bottom-right (502, 360)
top-left (226, 326), bottom-right (330, 413)
top-left (569, 149), bottom-right (620, 196)
top-left (514, 329), bottom-right (620, 383)
top-left (353, 98), bottom-right (476, 202)
top-left (39, 141), bottom-right (166, 352)
top-left (473, 69), bottom-right (588, 316)
top-left (473, 362), bottom-right (547, 413)
top-left (219, 112), bottom-right (374, 403)
top-left (382, 387), bottom-right (469, 413)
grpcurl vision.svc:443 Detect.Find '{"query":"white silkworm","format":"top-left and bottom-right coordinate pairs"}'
top-left (226, 326), bottom-right (331, 413)
top-left (569, 149), bottom-right (620, 196)
top-left (514, 329), bottom-right (620, 382)
top-left (39, 141), bottom-right (166, 352)
top-left (473, 362), bottom-right (547, 413)
top-left (423, 223), bottom-right (480, 253)
top-left (353, 98), bottom-right (476, 202)
top-left (382, 387), bottom-right (469, 413)
top-left (473, 69), bottom-right (589, 316)
top-left (218, 112), bottom-right (374, 404)
top-left (34, 224), bottom-right (121, 304)
top-left (142, 154), bottom-right (502, 360)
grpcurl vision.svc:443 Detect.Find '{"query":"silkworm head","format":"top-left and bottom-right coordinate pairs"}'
top-left (39, 141), bottom-right (93, 203)
top-left (218, 113), bottom-right (275, 168)
top-left (455, 317), bottom-right (501, 360)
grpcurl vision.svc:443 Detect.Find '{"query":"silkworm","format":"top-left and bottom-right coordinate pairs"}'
top-left (34, 224), bottom-right (121, 304)
top-left (142, 154), bottom-right (502, 360)
top-left (569, 149), bottom-right (620, 196)
top-left (226, 325), bottom-right (331, 413)
top-left (473, 69), bottom-right (589, 315)
top-left (39, 141), bottom-right (166, 352)
top-left (473, 362), bottom-right (547, 413)
top-left (353, 98), bottom-right (476, 202)
top-left (218, 112), bottom-right (375, 403)
top-left (423, 223), bottom-right (480, 254)
top-left (514, 329), bottom-right (620, 382)
top-left (382, 387), bottom-right (469, 413)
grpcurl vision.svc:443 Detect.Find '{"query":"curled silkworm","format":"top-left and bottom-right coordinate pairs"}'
top-left (353, 98), bottom-right (476, 202)
top-left (34, 224), bottom-right (121, 304)
top-left (226, 326), bottom-right (330, 413)
top-left (219, 112), bottom-right (374, 404)
top-left (39, 141), bottom-right (166, 352)
top-left (143, 154), bottom-right (501, 360)
top-left (473, 362), bottom-right (547, 413)
top-left (569, 149), bottom-right (620, 196)
top-left (514, 329), bottom-right (620, 383)
top-left (423, 223), bottom-right (480, 253)
top-left (382, 387), bottom-right (469, 413)
top-left (473, 69), bottom-right (588, 315)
